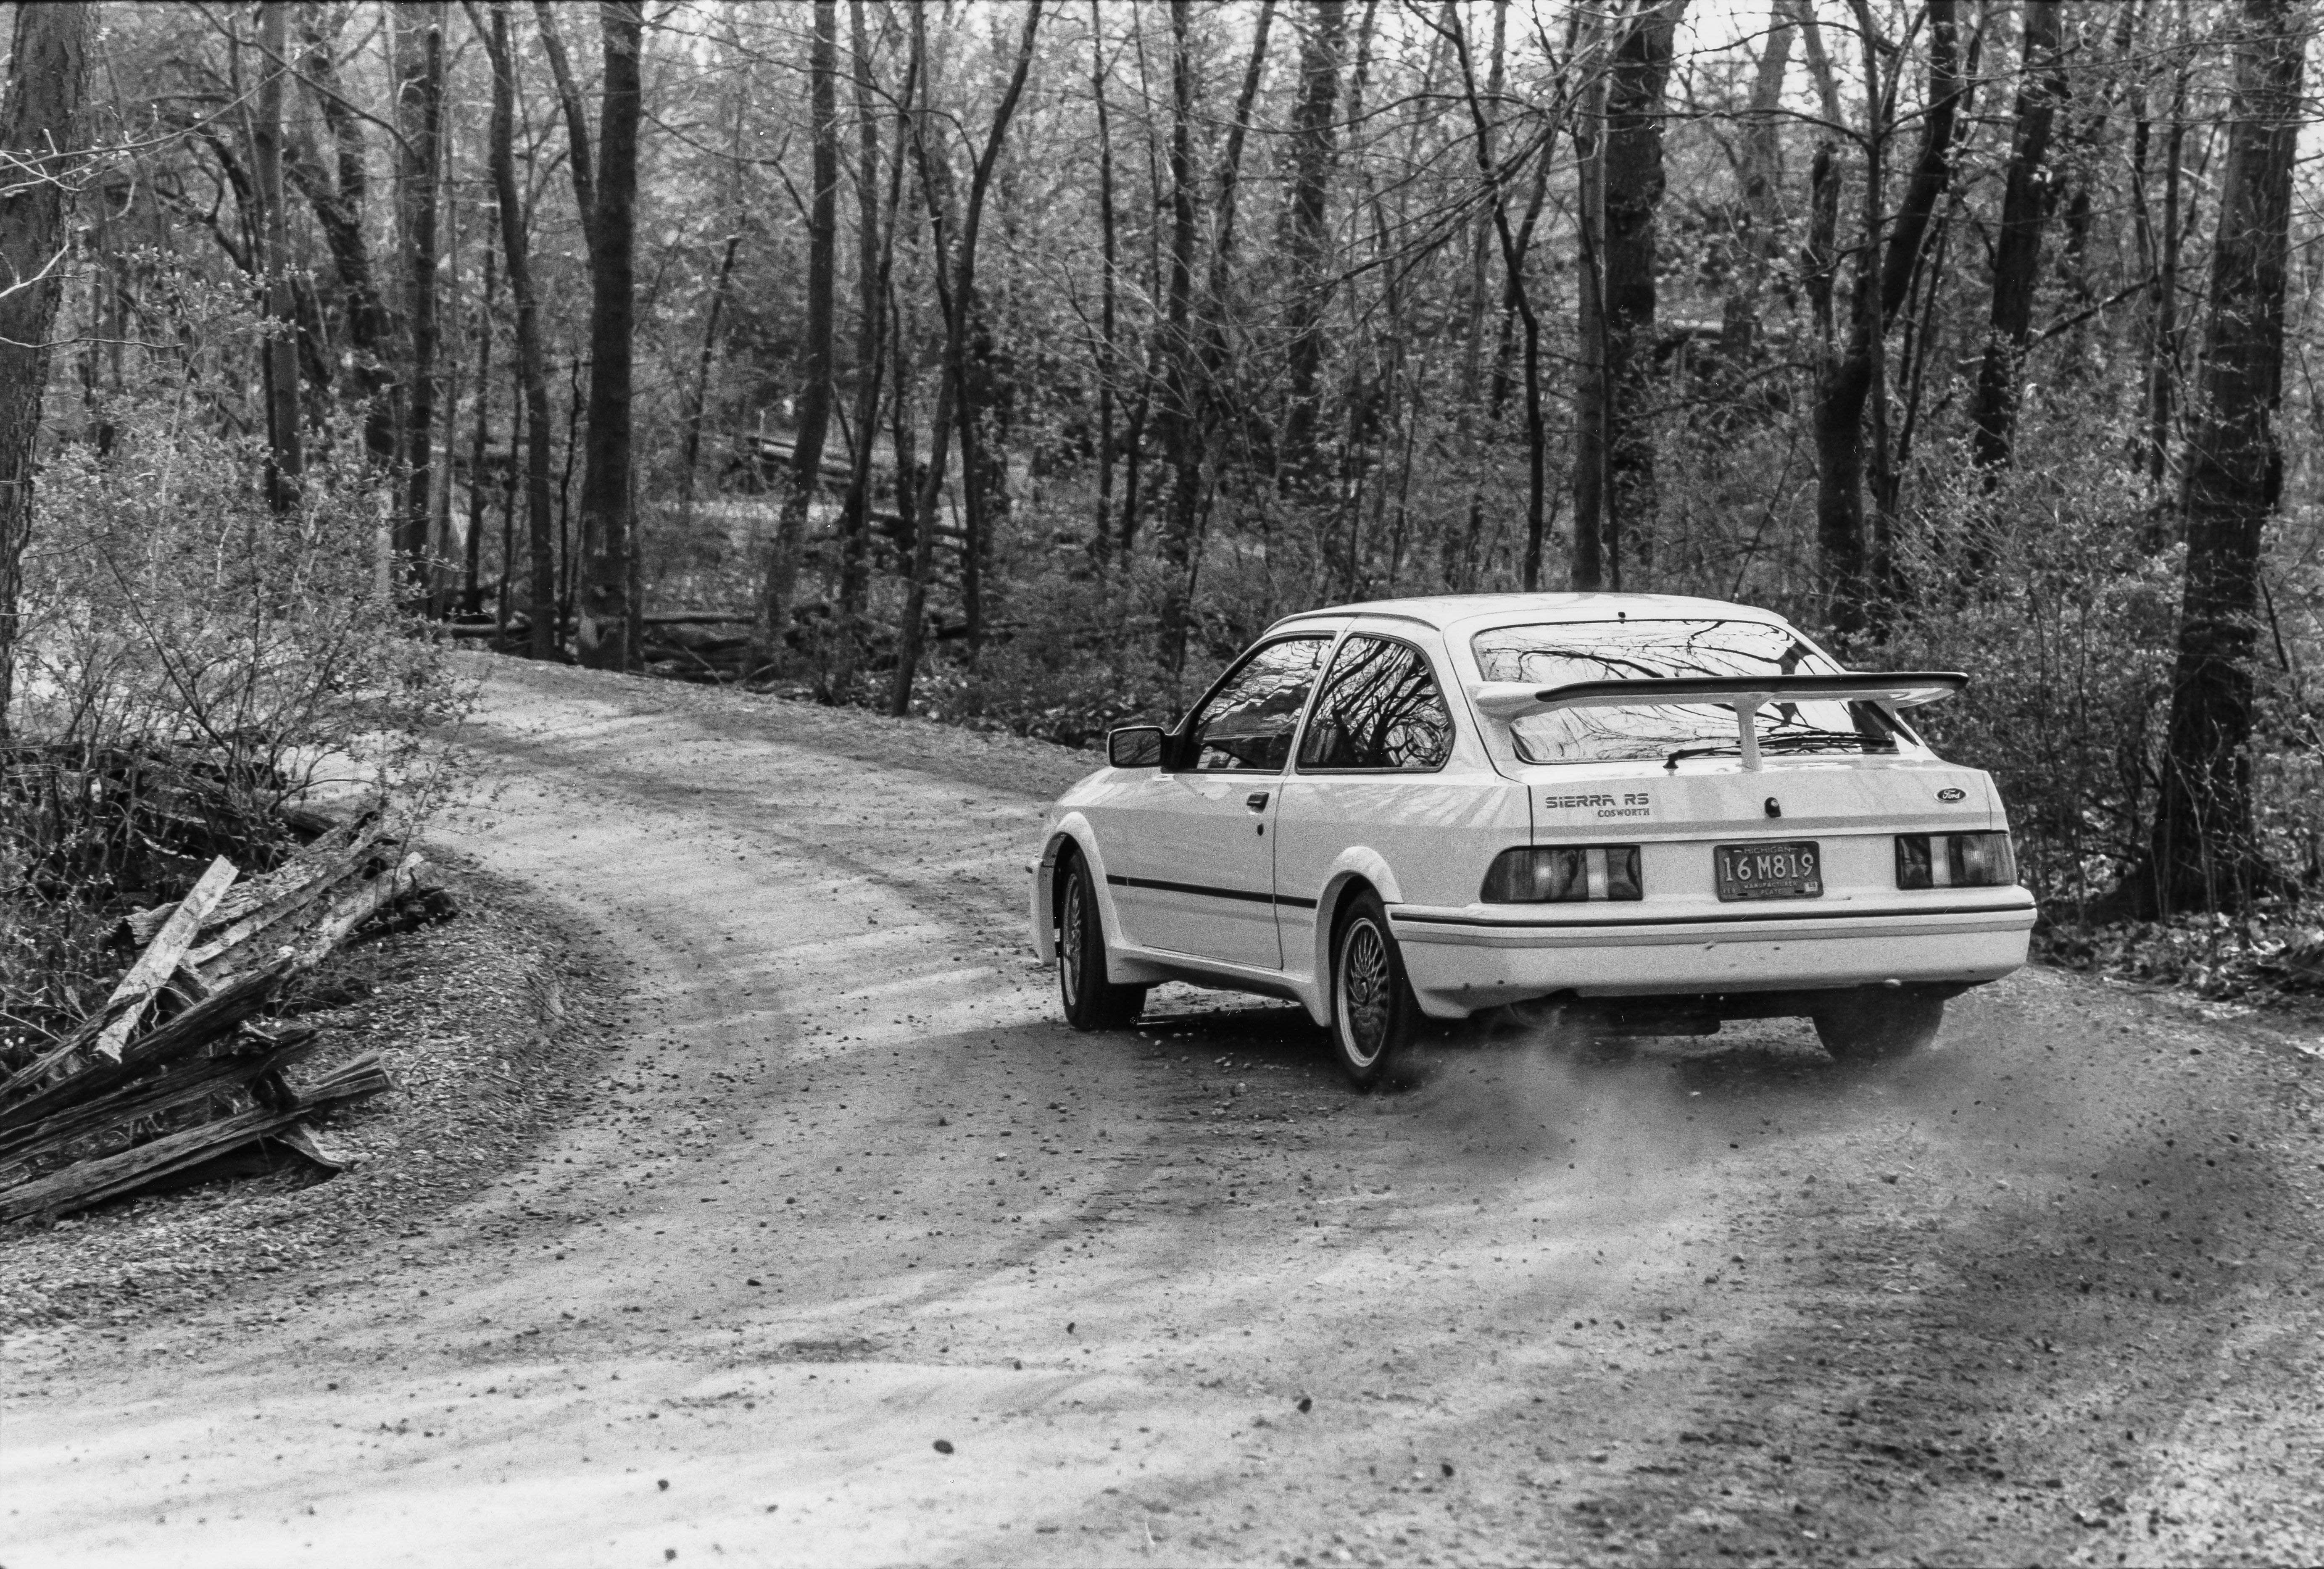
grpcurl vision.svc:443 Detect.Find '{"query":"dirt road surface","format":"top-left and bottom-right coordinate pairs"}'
top-left (8, 657), bottom-right (2323, 1567)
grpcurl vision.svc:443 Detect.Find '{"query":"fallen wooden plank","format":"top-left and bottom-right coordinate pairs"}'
top-left (274, 1120), bottom-right (358, 1172)
top-left (121, 819), bottom-right (366, 945)
top-left (295, 1051), bottom-right (393, 1106)
top-left (287, 853), bottom-right (425, 970)
top-left (0, 1048), bottom-right (387, 1224)
top-left (0, 964), bottom-right (291, 1134)
top-left (189, 824), bottom-right (393, 975)
top-left (0, 1103), bottom-right (302, 1224)
top-left (203, 819), bottom-right (363, 927)
top-left (0, 1029), bottom-right (319, 1177)
top-left (94, 857), bottom-right (239, 1062)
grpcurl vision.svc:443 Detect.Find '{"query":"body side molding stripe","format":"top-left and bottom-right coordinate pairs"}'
top-left (1107, 874), bottom-right (1319, 911)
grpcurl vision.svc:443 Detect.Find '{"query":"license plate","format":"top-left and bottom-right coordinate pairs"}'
top-left (1714, 841), bottom-right (1823, 901)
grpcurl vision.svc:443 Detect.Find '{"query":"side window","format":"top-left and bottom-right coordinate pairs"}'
top-left (1186, 637), bottom-right (1328, 772)
top-left (1298, 636), bottom-right (1454, 772)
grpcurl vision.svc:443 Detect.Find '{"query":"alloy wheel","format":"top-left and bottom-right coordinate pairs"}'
top-left (1339, 919), bottom-right (1391, 1066)
top-left (1060, 874), bottom-right (1087, 1008)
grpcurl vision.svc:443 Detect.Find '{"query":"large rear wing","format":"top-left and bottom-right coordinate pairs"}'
top-left (1465, 671), bottom-right (1969, 770)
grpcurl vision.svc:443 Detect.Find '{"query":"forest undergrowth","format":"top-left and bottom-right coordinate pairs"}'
top-left (0, 387), bottom-right (472, 1068)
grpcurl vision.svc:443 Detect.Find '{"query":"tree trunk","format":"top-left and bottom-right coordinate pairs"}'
top-left (294, 8), bottom-right (396, 465)
top-left (1789, 0), bottom-right (1844, 124)
top-left (577, 1), bottom-right (642, 671)
top-left (1813, 0), bottom-right (1967, 642)
top-left (0, 0), bottom-right (92, 739)
top-left (1969, 0), bottom-right (2066, 475)
top-left (2145, 23), bottom-right (2192, 490)
top-left (1156, 0), bottom-right (1207, 685)
top-left (1158, 0), bottom-right (1273, 678)
top-left (1720, 2), bottom-right (1794, 363)
top-left (432, 171), bottom-right (462, 617)
top-left (887, 0), bottom-right (1041, 718)
top-left (474, 0), bottom-right (557, 659)
top-left (1089, 0), bottom-right (1120, 564)
top-left (393, 5), bottom-right (446, 604)
top-left (532, 0), bottom-right (598, 254)
top-left (1572, 8), bottom-right (1609, 592)
top-left (2147, 0), bottom-right (2306, 914)
top-left (756, 0), bottom-right (841, 669)
top-left (1601, 0), bottom-right (1686, 585)
top-left (677, 232), bottom-right (740, 539)
top-left (253, 3), bottom-right (302, 511)
top-left (463, 237), bottom-right (496, 616)
top-left (1281, 0), bottom-right (1346, 490)
top-left (837, 0), bottom-right (893, 618)
top-left (1432, 2), bottom-right (1542, 592)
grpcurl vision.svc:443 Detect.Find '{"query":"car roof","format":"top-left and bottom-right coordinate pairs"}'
top-left (1266, 591), bottom-right (1794, 638)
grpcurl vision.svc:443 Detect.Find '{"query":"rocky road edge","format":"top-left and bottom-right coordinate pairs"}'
top-left (0, 855), bottom-right (622, 1342)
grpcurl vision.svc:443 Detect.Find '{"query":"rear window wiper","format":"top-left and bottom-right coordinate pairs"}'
top-left (1663, 744), bottom-right (1739, 771)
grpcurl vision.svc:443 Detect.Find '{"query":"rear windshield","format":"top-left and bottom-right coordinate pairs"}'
top-left (1470, 619), bottom-right (1908, 766)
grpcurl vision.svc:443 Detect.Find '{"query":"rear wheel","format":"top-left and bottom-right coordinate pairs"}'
top-left (1330, 890), bottom-right (1420, 1088)
top-left (1813, 988), bottom-right (1945, 1063)
top-left (1057, 850), bottom-right (1146, 1031)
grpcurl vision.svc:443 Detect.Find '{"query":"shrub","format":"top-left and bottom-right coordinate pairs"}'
top-left (1, 395), bottom-right (472, 1049)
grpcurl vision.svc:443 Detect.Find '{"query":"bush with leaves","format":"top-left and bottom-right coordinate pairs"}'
top-left (1875, 446), bottom-right (2181, 914)
top-left (1, 395), bottom-right (472, 1054)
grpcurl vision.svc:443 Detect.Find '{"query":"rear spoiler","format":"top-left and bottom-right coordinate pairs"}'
top-left (1466, 671), bottom-right (1969, 770)
top-left (1467, 671), bottom-right (1967, 720)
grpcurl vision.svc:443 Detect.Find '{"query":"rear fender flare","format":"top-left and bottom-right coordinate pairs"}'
top-left (1303, 849), bottom-right (1404, 1027)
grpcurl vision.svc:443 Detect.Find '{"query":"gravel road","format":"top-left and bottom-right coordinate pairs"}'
top-left (7, 655), bottom-right (2323, 1568)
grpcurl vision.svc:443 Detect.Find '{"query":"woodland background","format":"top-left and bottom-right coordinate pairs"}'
top-left (1, 0), bottom-right (2321, 1021)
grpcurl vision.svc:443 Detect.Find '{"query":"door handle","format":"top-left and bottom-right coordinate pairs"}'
top-left (1245, 791), bottom-right (1270, 812)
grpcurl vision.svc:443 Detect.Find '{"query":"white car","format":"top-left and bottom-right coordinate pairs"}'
top-left (1030, 592), bottom-right (2035, 1085)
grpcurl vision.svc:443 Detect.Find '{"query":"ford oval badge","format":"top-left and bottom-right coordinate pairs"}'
top-left (1937, 787), bottom-right (1966, 803)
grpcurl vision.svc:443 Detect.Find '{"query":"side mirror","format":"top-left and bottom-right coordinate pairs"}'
top-left (1107, 724), bottom-right (1166, 769)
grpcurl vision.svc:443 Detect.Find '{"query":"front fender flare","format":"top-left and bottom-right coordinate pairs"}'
top-left (1033, 815), bottom-right (1127, 964)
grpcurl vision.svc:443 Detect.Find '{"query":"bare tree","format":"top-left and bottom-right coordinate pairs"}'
top-left (532, 0), bottom-right (597, 252)
top-left (1811, 0), bottom-right (1968, 640)
top-left (252, 2), bottom-right (301, 510)
top-left (1720, 1), bottom-right (1794, 362)
top-left (2147, 0), bottom-right (2308, 913)
top-left (888, 0), bottom-right (1043, 717)
top-left (285, 7), bottom-right (395, 465)
top-left (574, 1), bottom-right (643, 670)
top-left (1969, 0), bottom-right (2067, 475)
top-left (0, 0), bottom-right (92, 737)
top-left (1601, 0), bottom-right (1686, 582)
top-left (470, 0), bottom-right (556, 658)
top-left (838, 0), bottom-right (912, 622)
top-left (756, 0), bottom-right (841, 670)
top-left (1281, 0), bottom-right (1346, 489)
top-left (393, 3), bottom-right (446, 600)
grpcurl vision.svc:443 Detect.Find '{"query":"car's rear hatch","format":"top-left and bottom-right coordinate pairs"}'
top-left (1512, 754), bottom-right (2003, 911)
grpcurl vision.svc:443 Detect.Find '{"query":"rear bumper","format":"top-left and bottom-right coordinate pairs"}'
top-left (1389, 897), bottom-right (2035, 1016)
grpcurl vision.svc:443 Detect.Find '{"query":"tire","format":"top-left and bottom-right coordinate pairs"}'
top-left (1329, 890), bottom-right (1420, 1089)
top-left (1056, 850), bottom-right (1146, 1031)
top-left (1812, 987), bottom-right (1945, 1063)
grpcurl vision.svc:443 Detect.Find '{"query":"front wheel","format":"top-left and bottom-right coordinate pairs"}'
top-left (1330, 890), bottom-right (1420, 1088)
top-left (1057, 850), bottom-right (1146, 1031)
top-left (1813, 988), bottom-right (1945, 1063)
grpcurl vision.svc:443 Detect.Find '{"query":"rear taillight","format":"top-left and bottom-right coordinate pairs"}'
top-left (1482, 845), bottom-right (1643, 903)
top-left (1895, 832), bottom-right (2016, 889)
